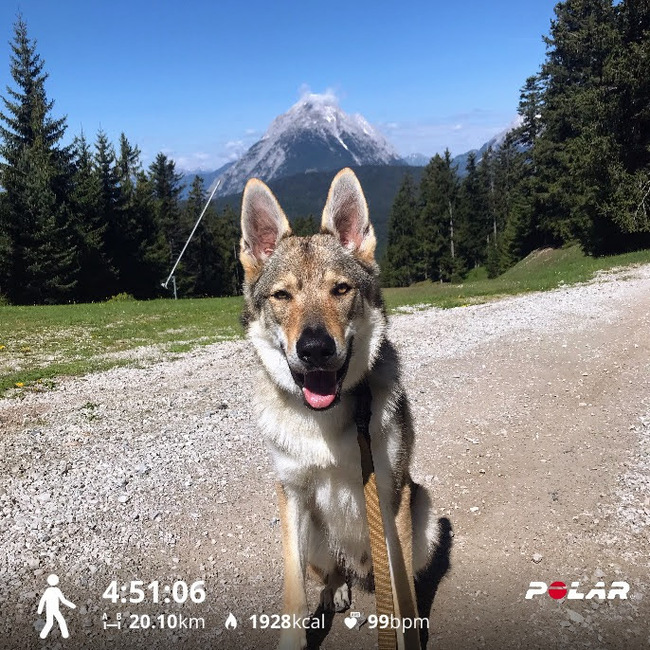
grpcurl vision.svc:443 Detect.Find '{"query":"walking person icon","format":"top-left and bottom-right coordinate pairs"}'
top-left (37, 574), bottom-right (76, 639)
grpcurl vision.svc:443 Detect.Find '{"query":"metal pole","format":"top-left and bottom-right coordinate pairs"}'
top-left (162, 179), bottom-right (221, 292)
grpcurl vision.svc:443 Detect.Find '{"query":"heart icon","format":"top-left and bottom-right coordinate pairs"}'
top-left (343, 616), bottom-right (357, 630)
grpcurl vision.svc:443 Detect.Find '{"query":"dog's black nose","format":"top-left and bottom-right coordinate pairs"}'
top-left (296, 326), bottom-right (336, 367)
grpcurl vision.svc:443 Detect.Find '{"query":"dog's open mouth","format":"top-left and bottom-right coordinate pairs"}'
top-left (301, 370), bottom-right (339, 409)
top-left (290, 343), bottom-right (352, 410)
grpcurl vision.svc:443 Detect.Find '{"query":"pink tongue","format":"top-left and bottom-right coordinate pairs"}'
top-left (303, 371), bottom-right (338, 409)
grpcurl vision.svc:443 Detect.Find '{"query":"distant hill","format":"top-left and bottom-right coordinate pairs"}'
top-left (180, 161), bottom-right (233, 198)
top-left (452, 115), bottom-right (524, 175)
top-left (213, 165), bottom-right (424, 257)
top-left (403, 153), bottom-right (430, 167)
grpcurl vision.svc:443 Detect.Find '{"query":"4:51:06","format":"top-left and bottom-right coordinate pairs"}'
top-left (102, 580), bottom-right (206, 604)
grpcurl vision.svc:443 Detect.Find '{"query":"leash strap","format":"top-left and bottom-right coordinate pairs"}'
top-left (355, 380), bottom-right (396, 650)
top-left (355, 379), bottom-right (423, 650)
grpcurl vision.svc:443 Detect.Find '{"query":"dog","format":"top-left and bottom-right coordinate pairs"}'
top-left (239, 168), bottom-right (439, 649)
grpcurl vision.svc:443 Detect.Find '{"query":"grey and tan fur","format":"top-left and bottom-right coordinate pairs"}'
top-left (240, 168), bottom-right (439, 649)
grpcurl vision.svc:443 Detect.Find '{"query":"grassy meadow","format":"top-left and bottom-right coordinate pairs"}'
top-left (2, 245), bottom-right (649, 395)
top-left (382, 245), bottom-right (650, 310)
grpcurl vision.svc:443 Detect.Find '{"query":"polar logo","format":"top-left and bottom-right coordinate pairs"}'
top-left (525, 581), bottom-right (629, 600)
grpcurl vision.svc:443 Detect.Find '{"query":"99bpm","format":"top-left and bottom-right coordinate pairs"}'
top-left (249, 613), bottom-right (428, 630)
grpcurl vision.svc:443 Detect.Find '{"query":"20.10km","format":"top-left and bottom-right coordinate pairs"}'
top-left (129, 614), bottom-right (205, 630)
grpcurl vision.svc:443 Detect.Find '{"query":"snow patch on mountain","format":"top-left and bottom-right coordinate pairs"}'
top-left (452, 114), bottom-right (525, 176)
top-left (488, 114), bottom-right (524, 150)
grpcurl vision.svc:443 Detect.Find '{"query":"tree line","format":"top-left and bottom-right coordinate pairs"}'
top-left (383, 0), bottom-right (650, 286)
top-left (3, 2), bottom-right (649, 303)
top-left (0, 18), bottom-right (240, 305)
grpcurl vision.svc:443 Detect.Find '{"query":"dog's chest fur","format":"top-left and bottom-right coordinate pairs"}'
top-left (255, 368), bottom-right (401, 570)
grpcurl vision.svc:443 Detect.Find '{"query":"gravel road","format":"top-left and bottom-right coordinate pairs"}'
top-left (1, 264), bottom-right (649, 650)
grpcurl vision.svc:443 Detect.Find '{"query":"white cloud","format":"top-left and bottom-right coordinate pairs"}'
top-left (380, 111), bottom-right (515, 157)
top-left (173, 152), bottom-right (221, 171)
top-left (168, 131), bottom-right (260, 172)
top-left (297, 84), bottom-right (343, 106)
top-left (223, 140), bottom-right (249, 162)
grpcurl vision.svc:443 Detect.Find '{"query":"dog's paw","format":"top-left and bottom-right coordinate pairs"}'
top-left (319, 582), bottom-right (350, 613)
top-left (277, 627), bottom-right (307, 650)
top-left (333, 582), bottom-right (350, 612)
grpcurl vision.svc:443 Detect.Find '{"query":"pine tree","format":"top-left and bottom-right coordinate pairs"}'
top-left (457, 152), bottom-right (490, 270)
top-left (596, 0), bottom-right (650, 248)
top-left (177, 175), bottom-right (220, 297)
top-left (110, 133), bottom-right (164, 298)
top-left (71, 131), bottom-right (114, 301)
top-left (291, 214), bottom-right (318, 236)
top-left (116, 133), bottom-right (141, 196)
top-left (518, 75), bottom-right (544, 149)
top-left (490, 131), bottom-right (530, 271)
top-left (383, 173), bottom-right (419, 287)
top-left (149, 152), bottom-right (184, 270)
top-left (88, 129), bottom-right (123, 295)
top-left (418, 151), bottom-right (460, 282)
top-left (212, 204), bottom-right (241, 296)
top-left (0, 17), bottom-right (78, 304)
top-left (479, 146), bottom-right (498, 241)
top-left (128, 170), bottom-right (167, 298)
top-left (534, 0), bottom-right (621, 250)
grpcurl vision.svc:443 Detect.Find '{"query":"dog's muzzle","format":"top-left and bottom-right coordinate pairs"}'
top-left (289, 328), bottom-right (353, 410)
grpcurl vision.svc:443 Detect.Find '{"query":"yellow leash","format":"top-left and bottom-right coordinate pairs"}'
top-left (355, 381), bottom-right (422, 650)
top-left (357, 430), bottom-right (398, 649)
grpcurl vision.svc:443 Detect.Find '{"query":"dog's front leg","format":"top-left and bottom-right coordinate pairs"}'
top-left (276, 482), bottom-right (309, 650)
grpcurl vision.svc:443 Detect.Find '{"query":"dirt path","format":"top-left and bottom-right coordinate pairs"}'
top-left (409, 285), bottom-right (650, 649)
top-left (1, 266), bottom-right (649, 650)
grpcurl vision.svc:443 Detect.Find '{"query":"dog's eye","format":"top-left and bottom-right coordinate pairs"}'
top-left (271, 289), bottom-right (291, 301)
top-left (332, 283), bottom-right (351, 296)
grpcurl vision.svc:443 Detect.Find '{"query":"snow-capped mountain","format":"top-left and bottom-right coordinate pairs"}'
top-left (213, 93), bottom-right (403, 196)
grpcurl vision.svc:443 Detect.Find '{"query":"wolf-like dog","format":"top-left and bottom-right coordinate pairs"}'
top-left (239, 168), bottom-right (439, 649)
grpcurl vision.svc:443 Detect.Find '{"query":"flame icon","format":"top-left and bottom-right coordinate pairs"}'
top-left (225, 612), bottom-right (238, 630)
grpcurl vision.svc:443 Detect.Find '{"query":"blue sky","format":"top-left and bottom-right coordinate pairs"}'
top-left (0, 0), bottom-right (558, 171)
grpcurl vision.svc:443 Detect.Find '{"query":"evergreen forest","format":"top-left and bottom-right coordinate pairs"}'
top-left (1, 1), bottom-right (649, 303)
top-left (382, 0), bottom-right (650, 285)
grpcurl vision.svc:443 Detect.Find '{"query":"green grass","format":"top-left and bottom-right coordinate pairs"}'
top-left (0, 296), bottom-right (243, 393)
top-left (383, 245), bottom-right (650, 311)
top-left (1, 245), bottom-right (649, 394)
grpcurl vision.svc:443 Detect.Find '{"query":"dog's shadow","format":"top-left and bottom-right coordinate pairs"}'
top-left (305, 604), bottom-right (335, 649)
top-left (415, 516), bottom-right (453, 648)
top-left (306, 516), bottom-right (453, 649)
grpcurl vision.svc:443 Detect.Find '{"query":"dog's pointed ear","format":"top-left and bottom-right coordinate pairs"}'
top-left (240, 178), bottom-right (292, 281)
top-left (321, 168), bottom-right (376, 263)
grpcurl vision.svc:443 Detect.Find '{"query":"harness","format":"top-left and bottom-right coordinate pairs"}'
top-left (354, 380), bottom-right (422, 650)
